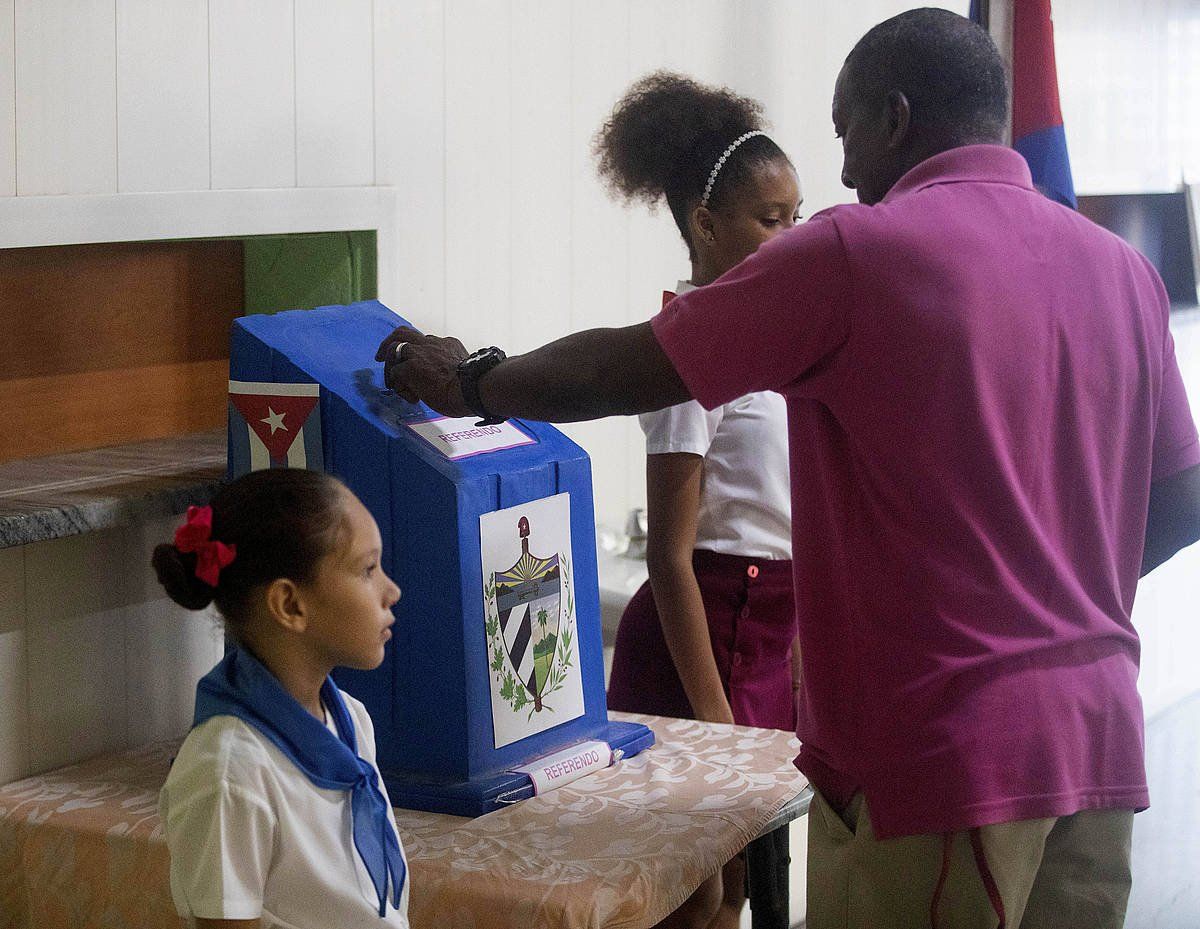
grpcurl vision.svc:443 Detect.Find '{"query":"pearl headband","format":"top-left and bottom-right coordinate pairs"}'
top-left (700, 130), bottom-right (768, 208)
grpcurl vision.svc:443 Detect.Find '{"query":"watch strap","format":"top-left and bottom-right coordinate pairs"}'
top-left (457, 347), bottom-right (507, 426)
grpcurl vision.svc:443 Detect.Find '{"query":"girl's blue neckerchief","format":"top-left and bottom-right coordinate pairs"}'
top-left (193, 646), bottom-right (404, 917)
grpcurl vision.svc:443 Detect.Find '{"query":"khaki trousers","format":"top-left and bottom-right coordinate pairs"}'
top-left (806, 790), bottom-right (1133, 929)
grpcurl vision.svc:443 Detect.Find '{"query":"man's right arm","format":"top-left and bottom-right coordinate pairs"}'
top-left (380, 214), bottom-right (851, 423)
top-left (480, 322), bottom-right (691, 422)
top-left (378, 321), bottom-right (691, 423)
top-left (1142, 462), bottom-right (1200, 576)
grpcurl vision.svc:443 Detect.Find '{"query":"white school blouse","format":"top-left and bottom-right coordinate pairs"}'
top-left (640, 280), bottom-right (792, 560)
top-left (158, 692), bottom-right (410, 929)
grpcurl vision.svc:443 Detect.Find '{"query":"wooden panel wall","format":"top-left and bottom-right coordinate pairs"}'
top-left (0, 240), bottom-right (243, 462)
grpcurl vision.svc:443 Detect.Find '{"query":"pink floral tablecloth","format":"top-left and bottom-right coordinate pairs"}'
top-left (0, 712), bottom-right (806, 929)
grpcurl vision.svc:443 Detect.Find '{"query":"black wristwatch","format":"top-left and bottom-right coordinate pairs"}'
top-left (456, 346), bottom-right (507, 426)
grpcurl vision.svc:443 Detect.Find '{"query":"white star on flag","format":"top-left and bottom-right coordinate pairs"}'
top-left (260, 407), bottom-right (288, 435)
top-left (229, 380), bottom-right (321, 471)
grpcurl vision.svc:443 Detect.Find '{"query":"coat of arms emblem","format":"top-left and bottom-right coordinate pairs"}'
top-left (481, 493), bottom-right (585, 747)
top-left (486, 515), bottom-right (574, 716)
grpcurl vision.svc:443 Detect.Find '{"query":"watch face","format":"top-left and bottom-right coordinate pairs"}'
top-left (468, 347), bottom-right (505, 366)
top-left (461, 348), bottom-right (494, 372)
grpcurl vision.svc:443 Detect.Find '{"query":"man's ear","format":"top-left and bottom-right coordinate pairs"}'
top-left (689, 204), bottom-right (717, 246)
top-left (264, 578), bottom-right (308, 634)
top-left (885, 89), bottom-right (912, 150)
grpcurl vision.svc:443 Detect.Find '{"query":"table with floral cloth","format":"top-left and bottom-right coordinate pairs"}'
top-left (0, 711), bottom-right (809, 929)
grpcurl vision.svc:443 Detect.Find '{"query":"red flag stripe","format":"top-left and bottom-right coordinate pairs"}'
top-left (229, 393), bottom-right (319, 461)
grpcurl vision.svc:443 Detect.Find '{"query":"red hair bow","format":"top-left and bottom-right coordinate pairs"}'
top-left (174, 505), bottom-right (237, 587)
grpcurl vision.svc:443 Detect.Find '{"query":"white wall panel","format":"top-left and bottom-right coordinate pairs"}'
top-left (443, 0), bottom-right (511, 348)
top-left (23, 530), bottom-right (134, 774)
top-left (620, 2), bottom-right (691, 519)
top-left (650, 0), bottom-right (725, 85)
top-left (779, 1), bottom-right (966, 214)
top-left (509, 0), bottom-right (571, 352)
top-left (209, 0), bottom-right (296, 189)
top-left (26, 606), bottom-right (128, 775)
top-left (296, 0), bottom-right (374, 187)
top-left (0, 0), bottom-right (14, 197)
top-left (15, 0), bottom-right (117, 196)
top-left (1056, 0), bottom-right (1200, 194)
top-left (563, 0), bottom-right (633, 315)
top-left (748, 5), bottom-right (822, 217)
top-left (561, 2), bottom-right (634, 530)
top-left (374, 0), bottom-right (445, 328)
top-left (708, 1), bottom-right (781, 98)
top-left (1136, 310), bottom-right (1200, 716)
top-left (0, 630), bottom-right (28, 784)
top-left (623, 0), bottom-right (690, 320)
top-left (125, 600), bottom-right (224, 745)
top-left (116, 0), bottom-right (210, 193)
top-left (0, 526), bottom-right (19, 635)
top-left (769, 4), bottom-right (868, 215)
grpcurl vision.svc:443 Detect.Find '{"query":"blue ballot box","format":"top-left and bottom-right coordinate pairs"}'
top-left (227, 301), bottom-right (654, 815)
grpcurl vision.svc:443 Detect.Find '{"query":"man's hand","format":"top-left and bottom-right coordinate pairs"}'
top-left (374, 326), bottom-right (471, 417)
top-left (376, 320), bottom-right (689, 423)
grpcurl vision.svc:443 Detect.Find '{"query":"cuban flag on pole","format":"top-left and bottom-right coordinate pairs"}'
top-left (228, 380), bottom-right (323, 477)
top-left (970, 0), bottom-right (1077, 208)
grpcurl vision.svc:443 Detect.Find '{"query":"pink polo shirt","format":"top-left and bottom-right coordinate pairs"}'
top-left (651, 145), bottom-right (1200, 838)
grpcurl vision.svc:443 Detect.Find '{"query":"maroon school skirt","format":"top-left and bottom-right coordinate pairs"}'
top-left (606, 549), bottom-right (797, 731)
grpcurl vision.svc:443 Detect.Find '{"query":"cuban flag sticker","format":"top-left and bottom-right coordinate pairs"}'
top-left (228, 380), bottom-right (323, 476)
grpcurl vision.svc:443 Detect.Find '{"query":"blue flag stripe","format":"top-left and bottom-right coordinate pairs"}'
top-left (1014, 124), bottom-right (1077, 209)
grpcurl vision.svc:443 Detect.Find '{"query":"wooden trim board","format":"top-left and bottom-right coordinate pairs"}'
top-left (0, 360), bottom-right (229, 463)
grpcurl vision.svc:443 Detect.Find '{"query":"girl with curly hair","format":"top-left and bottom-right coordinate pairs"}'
top-left (597, 71), bottom-right (803, 929)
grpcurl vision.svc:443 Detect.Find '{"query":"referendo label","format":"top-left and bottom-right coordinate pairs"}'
top-left (407, 415), bottom-right (535, 460)
top-left (511, 739), bottom-right (614, 795)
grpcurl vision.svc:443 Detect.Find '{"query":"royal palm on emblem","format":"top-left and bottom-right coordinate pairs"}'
top-left (494, 517), bottom-right (563, 713)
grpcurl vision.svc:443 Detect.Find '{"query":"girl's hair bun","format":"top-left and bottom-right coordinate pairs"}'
top-left (594, 70), bottom-right (766, 209)
top-left (152, 469), bottom-right (347, 634)
top-left (594, 70), bottom-right (785, 256)
top-left (151, 543), bottom-right (215, 610)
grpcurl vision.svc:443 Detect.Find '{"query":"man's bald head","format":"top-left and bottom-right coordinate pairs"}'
top-left (833, 9), bottom-right (1009, 204)
top-left (843, 8), bottom-right (1008, 145)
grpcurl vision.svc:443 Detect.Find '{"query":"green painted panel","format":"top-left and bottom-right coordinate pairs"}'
top-left (243, 231), bottom-right (377, 315)
top-left (350, 230), bottom-right (378, 303)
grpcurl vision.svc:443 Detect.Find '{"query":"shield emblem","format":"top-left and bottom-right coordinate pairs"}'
top-left (493, 516), bottom-right (561, 713)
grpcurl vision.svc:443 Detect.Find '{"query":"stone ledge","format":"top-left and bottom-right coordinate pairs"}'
top-left (0, 432), bottom-right (224, 549)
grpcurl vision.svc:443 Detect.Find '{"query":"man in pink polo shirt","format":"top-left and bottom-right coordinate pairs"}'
top-left (380, 10), bottom-right (1200, 927)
